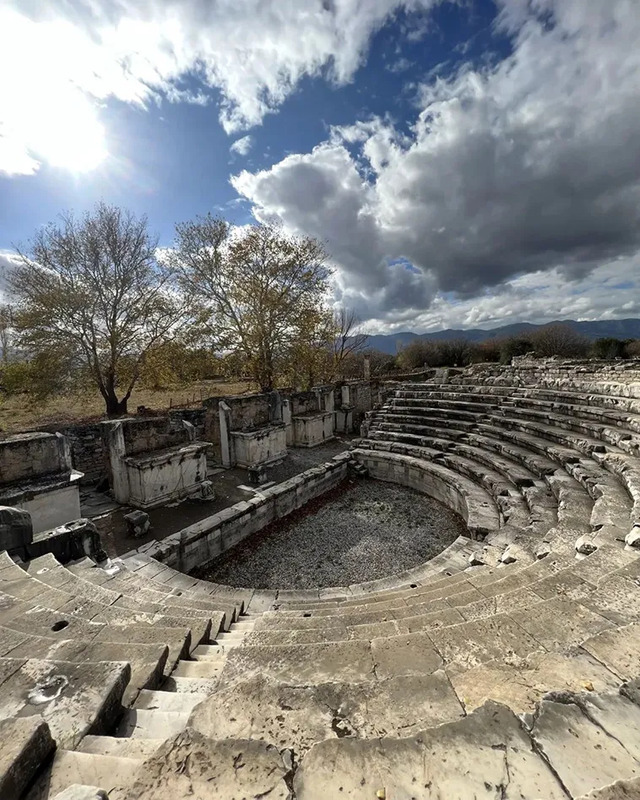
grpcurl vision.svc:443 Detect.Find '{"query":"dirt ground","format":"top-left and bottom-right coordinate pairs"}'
top-left (0, 378), bottom-right (253, 434)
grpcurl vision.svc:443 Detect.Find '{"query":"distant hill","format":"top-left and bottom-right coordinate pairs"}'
top-left (364, 319), bottom-right (640, 355)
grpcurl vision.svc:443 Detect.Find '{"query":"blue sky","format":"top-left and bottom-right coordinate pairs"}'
top-left (1, 0), bottom-right (639, 333)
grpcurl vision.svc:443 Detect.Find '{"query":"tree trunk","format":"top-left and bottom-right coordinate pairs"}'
top-left (105, 394), bottom-right (128, 417)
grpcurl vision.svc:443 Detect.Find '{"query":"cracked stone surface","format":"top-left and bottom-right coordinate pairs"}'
top-left (220, 640), bottom-right (375, 686)
top-left (294, 701), bottom-right (566, 799)
top-left (531, 698), bottom-right (640, 797)
top-left (450, 651), bottom-right (622, 713)
top-left (189, 671), bottom-right (464, 754)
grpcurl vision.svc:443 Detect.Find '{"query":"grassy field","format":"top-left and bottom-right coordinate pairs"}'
top-left (0, 379), bottom-right (254, 434)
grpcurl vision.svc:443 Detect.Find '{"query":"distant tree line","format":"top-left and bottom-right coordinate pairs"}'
top-left (391, 323), bottom-right (640, 372)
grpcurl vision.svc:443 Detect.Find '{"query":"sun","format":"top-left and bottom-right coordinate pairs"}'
top-left (29, 94), bottom-right (107, 173)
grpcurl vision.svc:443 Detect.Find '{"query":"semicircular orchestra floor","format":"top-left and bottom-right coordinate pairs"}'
top-left (196, 478), bottom-right (468, 589)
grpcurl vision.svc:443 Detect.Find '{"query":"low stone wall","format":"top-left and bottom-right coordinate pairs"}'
top-left (143, 452), bottom-right (352, 574)
top-left (0, 432), bottom-right (70, 484)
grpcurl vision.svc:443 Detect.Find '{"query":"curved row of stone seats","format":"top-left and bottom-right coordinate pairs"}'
top-left (61, 558), bottom-right (239, 629)
top-left (250, 541), bottom-right (637, 637)
top-left (365, 385), bottom-right (636, 540)
top-left (191, 545), bottom-right (640, 771)
top-left (0, 551), bottom-right (220, 649)
top-left (359, 436), bottom-right (603, 557)
top-left (392, 384), bottom-right (640, 445)
top-left (365, 437), bottom-right (594, 546)
top-left (119, 550), bottom-right (254, 611)
top-left (356, 446), bottom-right (559, 566)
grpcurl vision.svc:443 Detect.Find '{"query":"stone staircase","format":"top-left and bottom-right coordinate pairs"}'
top-left (29, 615), bottom-right (257, 799)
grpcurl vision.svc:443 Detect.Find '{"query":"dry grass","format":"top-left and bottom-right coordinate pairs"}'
top-left (0, 379), bottom-right (254, 434)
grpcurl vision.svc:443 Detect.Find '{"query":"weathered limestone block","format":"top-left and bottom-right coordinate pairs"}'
top-left (126, 729), bottom-right (290, 799)
top-left (124, 510), bottom-right (151, 539)
top-left (0, 717), bottom-right (55, 800)
top-left (531, 697), bottom-right (640, 797)
top-left (28, 518), bottom-right (105, 563)
top-left (625, 525), bottom-right (640, 549)
top-left (231, 423), bottom-right (286, 467)
top-left (292, 411), bottom-right (335, 447)
top-left (190, 672), bottom-right (463, 755)
top-left (0, 504), bottom-right (33, 552)
top-left (576, 534), bottom-right (599, 555)
top-left (294, 701), bottom-right (566, 799)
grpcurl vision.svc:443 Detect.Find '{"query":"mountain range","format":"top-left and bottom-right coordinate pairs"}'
top-left (364, 319), bottom-right (640, 355)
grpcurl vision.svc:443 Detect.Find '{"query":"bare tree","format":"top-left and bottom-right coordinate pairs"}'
top-left (10, 203), bottom-right (185, 416)
top-left (331, 307), bottom-right (368, 378)
top-left (529, 323), bottom-right (589, 358)
top-left (170, 216), bottom-right (331, 391)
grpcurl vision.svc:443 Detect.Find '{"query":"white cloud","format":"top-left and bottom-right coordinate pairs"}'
top-left (232, 0), bottom-right (640, 330)
top-left (374, 256), bottom-right (640, 334)
top-left (230, 135), bottom-right (254, 157)
top-left (0, 0), bottom-right (441, 175)
top-left (0, 251), bottom-right (21, 302)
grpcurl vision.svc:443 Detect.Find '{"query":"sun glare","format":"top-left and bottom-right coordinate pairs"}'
top-left (0, 9), bottom-right (110, 175)
top-left (28, 94), bottom-right (108, 174)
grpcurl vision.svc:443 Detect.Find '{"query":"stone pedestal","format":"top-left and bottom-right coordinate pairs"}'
top-left (0, 432), bottom-right (83, 534)
top-left (292, 411), bottom-right (335, 447)
top-left (105, 421), bottom-right (211, 509)
top-left (231, 424), bottom-right (287, 468)
top-left (123, 444), bottom-right (210, 508)
top-left (0, 506), bottom-right (33, 552)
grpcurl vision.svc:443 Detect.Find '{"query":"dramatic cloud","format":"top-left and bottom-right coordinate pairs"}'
top-left (232, 0), bottom-right (640, 329)
top-left (0, 0), bottom-right (441, 175)
top-left (230, 136), bottom-right (254, 157)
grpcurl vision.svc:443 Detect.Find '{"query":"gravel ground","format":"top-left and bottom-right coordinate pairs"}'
top-left (198, 478), bottom-right (468, 589)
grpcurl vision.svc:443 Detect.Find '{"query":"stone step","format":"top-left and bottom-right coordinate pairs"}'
top-left (0, 717), bottom-right (54, 800)
top-left (67, 560), bottom-right (235, 630)
top-left (530, 692), bottom-right (640, 798)
top-left (29, 750), bottom-right (141, 800)
top-left (190, 671), bottom-right (465, 754)
top-left (116, 708), bottom-right (191, 740)
top-left (162, 675), bottom-right (221, 693)
top-left (292, 700), bottom-right (569, 799)
top-left (0, 657), bottom-right (129, 750)
top-left (191, 643), bottom-right (228, 660)
top-left (0, 627), bottom-right (168, 707)
top-left (123, 552), bottom-right (252, 609)
top-left (225, 597), bottom-right (618, 686)
top-left (134, 688), bottom-right (209, 713)
top-left (77, 735), bottom-right (164, 759)
top-left (171, 659), bottom-right (225, 679)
